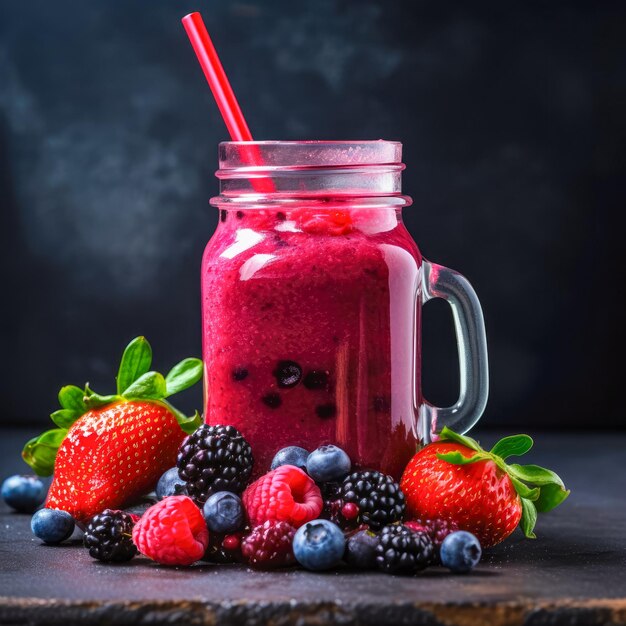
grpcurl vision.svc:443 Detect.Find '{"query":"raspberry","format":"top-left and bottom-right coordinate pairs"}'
top-left (242, 466), bottom-right (323, 528)
top-left (241, 521), bottom-right (296, 569)
top-left (132, 496), bottom-right (209, 566)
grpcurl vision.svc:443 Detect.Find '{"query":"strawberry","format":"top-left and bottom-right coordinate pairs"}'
top-left (400, 428), bottom-right (569, 548)
top-left (22, 337), bottom-right (203, 523)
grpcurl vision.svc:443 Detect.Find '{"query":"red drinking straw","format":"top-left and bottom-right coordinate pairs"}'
top-left (182, 12), bottom-right (274, 193)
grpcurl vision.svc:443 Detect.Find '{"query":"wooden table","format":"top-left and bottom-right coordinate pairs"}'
top-left (0, 429), bottom-right (624, 626)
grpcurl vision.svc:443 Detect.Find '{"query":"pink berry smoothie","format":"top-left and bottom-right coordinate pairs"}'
top-left (201, 206), bottom-right (422, 479)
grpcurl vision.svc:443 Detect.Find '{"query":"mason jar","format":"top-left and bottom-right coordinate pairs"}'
top-left (202, 141), bottom-right (488, 478)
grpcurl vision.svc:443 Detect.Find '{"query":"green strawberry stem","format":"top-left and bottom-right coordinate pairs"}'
top-left (437, 426), bottom-right (570, 539)
top-left (22, 336), bottom-right (203, 476)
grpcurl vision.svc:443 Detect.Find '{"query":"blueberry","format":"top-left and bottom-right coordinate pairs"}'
top-left (156, 467), bottom-right (187, 500)
top-left (262, 392), bottom-right (282, 408)
top-left (345, 529), bottom-right (378, 569)
top-left (293, 519), bottom-right (345, 571)
top-left (31, 508), bottom-right (75, 544)
top-left (273, 360), bottom-right (302, 388)
top-left (303, 370), bottom-right (330, 390)
top-left (1, 475), bottom-right (46, 513)
top-left (315, 403), bottom-right (336, 419)
top-left (220, 209), bottom-right (227, 222)
top-left (276, 211), bottom-right (287, 221)
top-left (236, 211), bottom-right (244, 219)
top-left (270, 446), bottom-right (310, 471)
top-left (306, 445), bottom-right (351, 483)
top-left (203, 492), bottom-right (244, 533)
top-left (232, 367), bottom-right (249, 381)
top-left (440, 531), bottom-right (482, 574)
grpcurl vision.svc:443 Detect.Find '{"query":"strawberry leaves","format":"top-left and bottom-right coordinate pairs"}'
top-left (438, 427), bottom-right (569, 540)
top-left (22, 429), bottom-right (68, 476)
top-left (437, 427), bottom-right (482, 452)
top-left (22, 336), bottom-right (204, 475)
top-left (507, 463), bottom-right (565, 487)
top-left (117, 337), bottom-right (203, 401)
top-left (520, 497), bottom-right (538, 539)
top-left (161, 404), bottom-right (202, 434)
top-left (123, 371), bottom-right (167, 400)
top-left (164, 358), bottom-right (204, 397)
top-left (116, 336), bottom-right (153, 395)
top-left (534, 482), bottom-right (570, 513)
top-left (58, 385), bottom-right (87, 414)
top-left (490, 434), bottom-right (534, 459)
top-left (50, 385), bottom-right (88, 428)
top-left (436, 450), bottom-right (491, 465)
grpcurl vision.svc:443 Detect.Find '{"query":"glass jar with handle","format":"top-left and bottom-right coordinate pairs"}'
top-left (202, 141), bottom-right (488, 478)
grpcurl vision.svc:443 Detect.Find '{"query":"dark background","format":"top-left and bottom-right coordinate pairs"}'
top-left (0, 1), bottom-right (623, 431)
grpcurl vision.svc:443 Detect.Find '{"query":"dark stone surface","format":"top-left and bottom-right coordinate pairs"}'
top-left (0, 430), bottom-right (625, 625)
top-left (0, 1), bottom-right (623, 434)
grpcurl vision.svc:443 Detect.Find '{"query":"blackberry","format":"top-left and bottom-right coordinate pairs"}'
top-left (320, 481), bottom-right (342, 501)
top-left (340, 470), bottom-right (405, 531)
top-left (320, 482), bottom-right (360, 530)
top-left (405, 518), bottom-right (459, 563)
top-left (83, 509), bottom-right (137, 562)
top-left (177, 425), bottom-right (254, 505)
top-left (321, 499), bottom-right (363, 530)
top-left (319, 481), bottom-right (350, 528)
top-left (321, 498), bottom-right (344, 527)
top-left (375, 524), bottom-right (434, 575)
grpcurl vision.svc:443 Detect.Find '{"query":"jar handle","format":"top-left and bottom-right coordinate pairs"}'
top-left (419, 260), bottom-right (489, 443)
